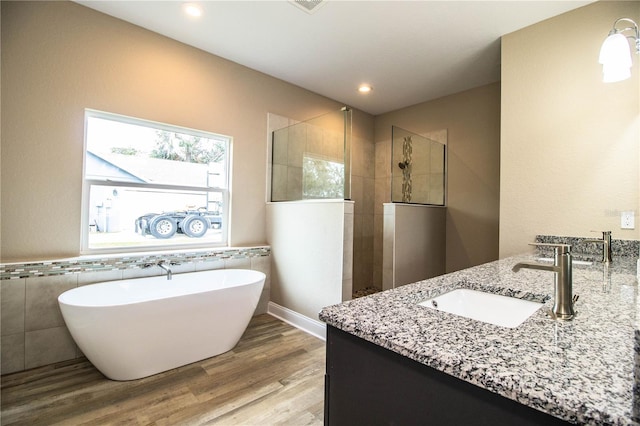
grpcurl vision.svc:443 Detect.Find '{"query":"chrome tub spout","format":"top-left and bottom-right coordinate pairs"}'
top-left (157, 261), bottom-right (172, 280)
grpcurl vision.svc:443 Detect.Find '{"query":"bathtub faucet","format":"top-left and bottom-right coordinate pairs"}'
top-left (157, 261), bottom-right (172, 280)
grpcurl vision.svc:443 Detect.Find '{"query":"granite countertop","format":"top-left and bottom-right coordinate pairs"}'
top-left (319, 254), bottom-right (640, 425)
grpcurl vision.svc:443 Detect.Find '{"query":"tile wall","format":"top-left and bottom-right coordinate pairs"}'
top-left (0, 247), bottom-right (271, 375)
top-left (351, 135), bottom-right (375, 292)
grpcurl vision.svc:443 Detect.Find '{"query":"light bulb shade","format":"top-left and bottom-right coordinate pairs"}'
top-left (599, 33), bottom-right (633, 82)
top-left (602, 63), bottom-right (632, 83)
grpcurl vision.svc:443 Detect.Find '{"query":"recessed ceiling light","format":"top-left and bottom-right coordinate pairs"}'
top-left (183, 3), bottom-right (202, 18)
top-left (358, 84), bottom-right (373, 94)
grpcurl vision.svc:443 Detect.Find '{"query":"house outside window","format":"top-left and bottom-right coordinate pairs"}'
top-left (82, 110), bottom-right (230, 253)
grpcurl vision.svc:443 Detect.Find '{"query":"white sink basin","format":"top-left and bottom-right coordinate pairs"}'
top-left (418, 288), bottom-right (543, 328)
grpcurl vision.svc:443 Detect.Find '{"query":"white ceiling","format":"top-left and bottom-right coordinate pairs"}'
top-left (76, 1), bottom-right (593, 115)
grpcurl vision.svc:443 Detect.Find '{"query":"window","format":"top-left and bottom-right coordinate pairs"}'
top-left (302, 154), bottom-right (344, 199)
top-left (82, 110), bottom-right (230, 253)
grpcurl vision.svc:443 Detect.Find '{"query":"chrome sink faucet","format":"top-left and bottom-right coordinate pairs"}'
top-left (512, 243), bottom-right (576, 321)
top-left (584, 231), bottom-right (612, 264)
top-left (157, 260), bottom-right (172, 280)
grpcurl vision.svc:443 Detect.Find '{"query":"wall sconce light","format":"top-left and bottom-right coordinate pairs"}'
top-left (599, 18), bottom-right (639, 83)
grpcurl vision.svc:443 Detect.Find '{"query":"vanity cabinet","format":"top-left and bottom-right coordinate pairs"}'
top-left (324, 325), bottom-right (569, 426)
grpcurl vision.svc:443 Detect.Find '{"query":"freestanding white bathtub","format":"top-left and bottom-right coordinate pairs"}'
top-left (58, 268), bottom-right (265, 381)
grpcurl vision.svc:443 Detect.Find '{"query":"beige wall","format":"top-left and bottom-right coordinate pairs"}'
top-left (0, 1), bottom-right (348, 262)
top-left (500, 1), bottom-right (640, 258)
top-left (374, 83), bottom-right (501, 278)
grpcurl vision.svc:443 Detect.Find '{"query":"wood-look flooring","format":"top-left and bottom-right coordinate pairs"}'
top-left (1, 314), bottom-right (326, 425)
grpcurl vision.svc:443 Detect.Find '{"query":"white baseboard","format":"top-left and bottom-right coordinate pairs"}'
top-left (267, 302), bottom-right (326, 341)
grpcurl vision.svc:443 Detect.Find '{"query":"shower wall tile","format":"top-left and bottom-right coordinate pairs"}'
top-left (362, 139), bottom-right (375, 179)
top-left (353, 218), bottom-right (364, 289)
top-left (286, 166), bottom-right (302, 200)
top-left (412, 180), bottom-right (429, 203)
top-left (1, 333), bottom-right (24, 374)
top-left (25, 274), bottom-right (77, 332)
top-left (391, 178), bottom-right (403, 203)
top-left (351, 176), bottom-right (363, 214)
top-left (375, 140), bottom-right (391, 179)
top-left (271, 164), bottom-right (288, 201)
top-left (412, 144), bottom-right (430, 174)
top-left (288, 125), bottom-right (306, 167)
top-left (326, 130), bottom-right (342, 160)
top-left (343, 209), bottom-right (354, 282)
top-left (2, 279), bottom-right (25, 335)
top-left (352, 137), bottom-right (363, 177)
top-left (363, 177), bottom-right (375, 213)
top-left (25, 326), bottom-right (77, 370)
top-left (272, 131), bottom-right (289, 165)
top-left (431, 149), bottom-right (445, 173)
top-left (306, 125), bottom-right (323, 156)
top-left (363, 214), bottom-right (375, 249)
top-left (430, 173), bottom-right (445, 205)
top-left (374, 178), bottom-right (390, 216)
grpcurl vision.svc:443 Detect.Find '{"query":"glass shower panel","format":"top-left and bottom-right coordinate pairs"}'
top-left (391, 126), bottom-right (446, 206)
top-left (271, 108), bottom-right (352, 201)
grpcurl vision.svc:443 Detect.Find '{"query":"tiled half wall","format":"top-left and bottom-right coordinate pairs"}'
top-left (0, 247), bottom-right (271, 375)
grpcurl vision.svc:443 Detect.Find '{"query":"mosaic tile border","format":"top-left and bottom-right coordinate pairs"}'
top-left (535, 235), bottom-right (639, 260)
top-left (0, 246), bottom-right (270, 280)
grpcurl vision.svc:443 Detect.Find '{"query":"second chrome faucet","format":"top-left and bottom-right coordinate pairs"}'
top-left (512, 243), bottom-right (576, 321)
top-left (584, 231), bottom-right (612, 264)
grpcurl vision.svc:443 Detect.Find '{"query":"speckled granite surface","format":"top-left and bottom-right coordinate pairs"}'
top-left (319, 254), bottom-right (640, 425)
top-left (536, 235), bottom-right (640, 260)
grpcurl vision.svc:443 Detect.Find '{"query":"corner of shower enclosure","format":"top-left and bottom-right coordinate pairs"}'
top-left (390, 125), bottom-right (446, 206)
top-left (270, 107), bottom-right (352, 202)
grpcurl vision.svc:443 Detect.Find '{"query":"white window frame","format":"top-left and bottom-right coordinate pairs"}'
top-left (81, 109), bottom-right (231, 254)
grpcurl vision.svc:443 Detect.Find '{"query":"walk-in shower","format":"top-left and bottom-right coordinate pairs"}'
top-left (266, 107), bottom-right (355, 331)
top-left (383, 126), bottom-right (447, 291)
top-left (391, 126), bottom-right (446, 206)
top-left (271, 108), bottom-right (352, 202)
